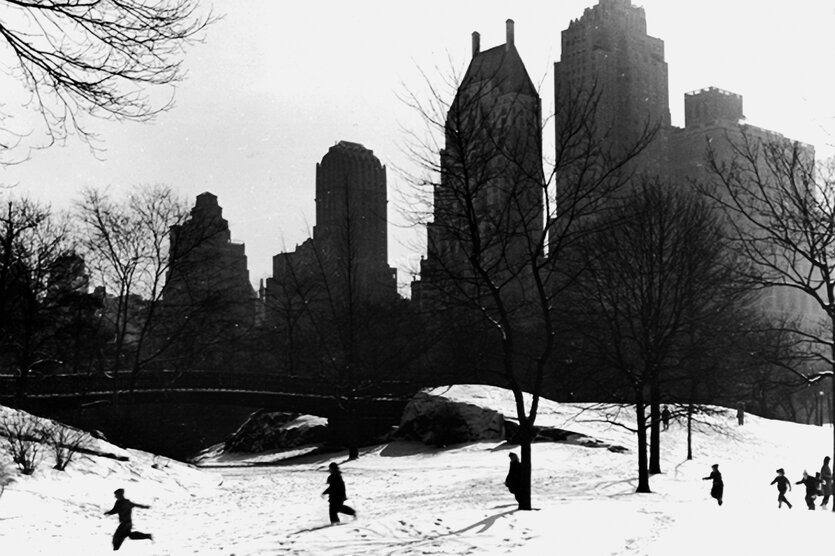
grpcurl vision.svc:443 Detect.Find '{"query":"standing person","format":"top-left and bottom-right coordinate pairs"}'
top-left (661, 406), bottom-right (671, 431)
top-left (103, 488), bottom-right (153, 550)
top-left (737, 404), bottom-right (745, 426)
top-left (795, 470), bottom-right (819, 510)
top-left (702, 464), bottom-right (724, 506)
top-left (820, 456), bottom-right (832, 509)
top-left (504, 452), bottom-right (522, 507)
top-left (322, 462), bottom-right (356, 524)
top-left (770, 468), bottom-right (792, 509)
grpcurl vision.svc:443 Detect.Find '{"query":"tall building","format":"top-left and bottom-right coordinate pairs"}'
top-left (164, 193), bottom-right (256, 366)
top-left (266, 141), bottom-right (397, 319)
top-left (668, 87), bottom-right (817, 321)
top-left (554, 0), bottom-right (670, 174)
top-left (412, 20), bottom-right (544, 306)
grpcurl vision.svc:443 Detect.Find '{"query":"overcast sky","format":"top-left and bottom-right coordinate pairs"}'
top-left (2, 0), bottom-right (834, 295)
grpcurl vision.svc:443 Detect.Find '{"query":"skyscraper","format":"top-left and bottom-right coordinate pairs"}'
top-left (554, 0), bottom-right (670, 174)
top-left (413, 20), bottom-right (543, 306)
top-left (266, 141), bottom-right (397, 317)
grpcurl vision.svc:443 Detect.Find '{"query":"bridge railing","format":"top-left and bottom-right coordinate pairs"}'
top-left (0, 370), bottom-right (422, 401)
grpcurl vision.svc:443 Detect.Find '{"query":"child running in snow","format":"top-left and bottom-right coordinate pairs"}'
top-left (770, 468), bottom-right (792, 509)
top-left (322, 462), bottom-right (357, 524)
top-left (103, 488), bottom-right (153, 550)
top-left (796, 470), bottom-right (820, 510)
top-left (703, 464), bottom-right (723, 506)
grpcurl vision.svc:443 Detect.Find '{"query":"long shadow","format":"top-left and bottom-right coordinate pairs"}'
top-left (451, 508), bottom-right (518, 535)
top-left (287, 522), bottom-right (338, 536)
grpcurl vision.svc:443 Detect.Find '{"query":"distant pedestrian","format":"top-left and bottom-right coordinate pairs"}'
top-left (770, 468), bottom-right (792, 509)
top-left (796, 470), bottom-right (819, 510)
top-left (821, 456), bottom-right (832, 509)
top-left (737, 404), bottom-right (745, 426)
top-left (103, 488), bottom-right (153, 550)
top-left (322, 462), bottom-right (356, 524)
top-left (661, 406), bottom-right (671, 431)
top-left (703, 464), bottom-right (724, 506)
top-left (505, 452), bottom-right (522, 507)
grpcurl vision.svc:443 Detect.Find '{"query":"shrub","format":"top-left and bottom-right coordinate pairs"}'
top-left (0, 411), bottom-right (44, 475)
top-left (45, 423), bottom-right (89, 471)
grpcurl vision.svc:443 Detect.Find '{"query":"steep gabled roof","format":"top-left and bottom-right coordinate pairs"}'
top-left (461, 43), bottom-right (538, 98)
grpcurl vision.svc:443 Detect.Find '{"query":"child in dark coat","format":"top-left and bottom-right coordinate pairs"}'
top-left (820, 457), bottom-right (832, 509)
top-left (103, 488), bottom-right (153, 550)
top-left (703, 464), bottom-right (723, 506)
top-left (770, 468), bottom-right (792, 509)
top-left (322, 462), bottom-right (356, 524)
top-left (796, 470), bottom-right (820, 510)
top-left (505, 452), bottom-right (522, 506)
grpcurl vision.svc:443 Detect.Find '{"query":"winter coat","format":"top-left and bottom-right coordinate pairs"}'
top-left (104, 499), bottom-right (147, 524)
top-left (505, 460), bottom-right (521, 494)
top-left (796, 477), bottom-right (819, 497)
top-left (821, 464), bottom-right (832, 496)
top-left (771, 475), bottom-right (791, 493)
top-left (704, 470), bottom-right (723, 500)
top-left (323, 473), bottom-right (347, 504)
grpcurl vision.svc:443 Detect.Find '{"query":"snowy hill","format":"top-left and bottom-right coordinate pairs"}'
top-left (1, 385), bottom-right (833, 555)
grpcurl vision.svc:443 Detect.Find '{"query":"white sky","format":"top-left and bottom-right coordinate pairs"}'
top-left (2, 0), bottom-right (834, 293)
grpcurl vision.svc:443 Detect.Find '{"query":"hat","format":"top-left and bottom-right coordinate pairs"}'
top-left (711, 464), bottom-right (718, 469)
top-left (776, 468), bottom-right (784, 474)
top-left (328, 462), bottom-right (339, 471)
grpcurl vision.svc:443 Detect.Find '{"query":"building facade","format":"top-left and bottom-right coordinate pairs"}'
top-left (266, 141), bottom-right (397, 321)
top-left (412, 20), bottom-right (544, 307)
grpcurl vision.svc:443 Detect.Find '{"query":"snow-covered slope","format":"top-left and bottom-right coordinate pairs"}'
top-left (1, 385), bottom-right (832, 555)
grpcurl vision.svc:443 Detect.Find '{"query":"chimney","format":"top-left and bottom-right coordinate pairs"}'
top-left (506, 19), bottom-right (515, 50)
top-left (472, 31), bottom-right (480, 57)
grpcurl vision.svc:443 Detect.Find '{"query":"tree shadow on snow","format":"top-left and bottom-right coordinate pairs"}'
top-left (288, 523), bottom-right (339, 536)
top-left (452, 509), bottom-right (518, 535)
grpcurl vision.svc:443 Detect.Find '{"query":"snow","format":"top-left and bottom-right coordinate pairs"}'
top-left (1, 385), bottom-right (833, 555)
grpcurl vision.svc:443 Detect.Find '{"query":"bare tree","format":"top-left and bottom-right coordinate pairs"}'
top-left (0, 0), bottom-right (212, 162)
top-left (402, 47), bottom-right (654, 506)
top-left (74, 184), bottom-right (188, 376)
top-left (564, 181), bottom-right (750, 491)
top-left (703, 131), bottom-right (835, 507)
top-left (0, 196), bottom-right (80, 394)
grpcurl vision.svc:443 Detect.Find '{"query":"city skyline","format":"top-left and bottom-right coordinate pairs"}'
top-left (2, 0), bottom-right (833, 295)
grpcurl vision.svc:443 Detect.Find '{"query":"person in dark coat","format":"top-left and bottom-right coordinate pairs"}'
top-left (322, 462), bottom-right (356, 524)
top-left (703, 464), bottom-right (723, 506)
top-left (661, 406), bottom-right (671, 431)
top-left (770, 468), bottom-right (792, 509)
top-left (505, 452), bottom-right (522, 506)
top-left (820, 456), bottom-right (832, 509)
top-left (736, 404), bottom-right (745, 426)
top-left (103, 488), bottom-right (153, 550)
top-left (796, 470), bottom-right (819, 510)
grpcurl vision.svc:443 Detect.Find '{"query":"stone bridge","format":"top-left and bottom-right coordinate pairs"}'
top-left (0, 370), bottom-right (418, 421)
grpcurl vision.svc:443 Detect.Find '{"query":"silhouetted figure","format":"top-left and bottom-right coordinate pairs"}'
top-left (505, 452), bottom-right (522, 506)
top-left (737, 404), bottom-right (745, 426)
top-left (703, 464), bottom-right (723, 506)
top-left (820, 456), bottom-right (832, 509)
top-left (322, 462), bottom-right (356, 524)
top-left (661, 406), bottom-right (671, 431)
top-left (103, 488), bottom-right (153, 550)
top-left (796, 471), bottom-right (819, 510)
top-left (770, 468), bottom-right (792, 509)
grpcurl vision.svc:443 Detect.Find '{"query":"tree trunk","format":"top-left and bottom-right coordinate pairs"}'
top-left (687, 402), bottom-right (693, 460)
top-left (518, 426), bottom-right (533, 510)
top-left (636, 393), bottom-right (651, 493)
top-left (649, 380), bottom-right (661, 475)
top-left (830, 331), bottom-right (835, 511)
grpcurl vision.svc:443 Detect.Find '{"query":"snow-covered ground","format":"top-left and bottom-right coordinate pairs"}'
top-left (1, 385), bottom-right (833, 555)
